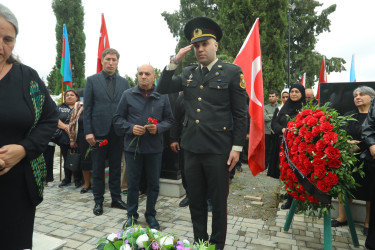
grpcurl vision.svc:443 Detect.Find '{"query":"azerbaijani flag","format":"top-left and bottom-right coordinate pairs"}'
top-left (60, 24), bottom-right (73, 88)
top-left (350, 54), bottom-right (356, 82)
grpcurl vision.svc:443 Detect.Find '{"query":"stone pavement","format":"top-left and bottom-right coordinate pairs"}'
top-left (33, 153), bottom-right (368, 249)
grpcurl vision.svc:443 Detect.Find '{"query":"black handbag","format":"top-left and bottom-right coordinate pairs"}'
top-left (64, 149), bottom-right (81, 172)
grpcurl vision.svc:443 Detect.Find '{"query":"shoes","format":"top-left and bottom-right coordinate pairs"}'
top-left (331, 219), bottom-right (348, 227)
top-left (75, 180), bottom-right (83, 188)
top-left (281, 198), bottom-right (292, 210)
top-left (279, 193), bottom-right (288, 200)
top-left (207, 199), bottom-right (213, 212)
top-left (58, 179), bottom-right (70, 188)
top-left (93, 203), bottom-right (103, 216)
top-left (179, 197), bottom-right (189, 207)
top-left (363, 227), bottom-right (369, 236)
top-left (146, 216), bottom-right (160, 230)
top-left (123, 217), bottom-right (138, 229)
top-left (80, 186), bottom-right (91, 194)
top-left (111, 200), bottom-right (127, 210)
top-left (45, 182), bottom-right (54, 187)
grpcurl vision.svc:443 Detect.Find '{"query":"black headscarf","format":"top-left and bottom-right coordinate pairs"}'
top-left (278, 83), bottom-right (306, 118)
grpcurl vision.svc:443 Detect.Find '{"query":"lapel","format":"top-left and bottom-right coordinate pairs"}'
top-left (97, 73), bottom-right (111, 99)
top-left (201, 59), bottom-right (223, 85)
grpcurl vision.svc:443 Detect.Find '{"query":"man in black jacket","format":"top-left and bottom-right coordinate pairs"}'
top-left (84, 48), bottom-right (129, 216)
top-left (157, 17), bottom-right (247, 249)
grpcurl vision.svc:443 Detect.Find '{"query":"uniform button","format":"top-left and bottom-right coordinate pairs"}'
top-left (200, 85), bottom-right (204, 89)
top-left (197, 109), bottom-right (201, 112)
top-left (196, 120), bottom-right (200, 124)
top-left (217, 86), bottom-right (221, 89)
top-left (198, 97), bottom-right (202, 101)
top-left (223, 127), bottom-right (227, 130)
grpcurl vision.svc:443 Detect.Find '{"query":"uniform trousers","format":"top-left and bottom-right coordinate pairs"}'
top-left (91, 126), bottom-right (123, 204)
top-left (184, 150), bottom-right (229, 250)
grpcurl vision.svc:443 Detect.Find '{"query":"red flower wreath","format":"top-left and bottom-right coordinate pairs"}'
top-left (279, 103), bottom-right (363, 215)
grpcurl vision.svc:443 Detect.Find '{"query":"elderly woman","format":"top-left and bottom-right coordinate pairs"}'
top-left (57, 89), bottom-right (83, 188)
top-left (0, 4), bottom-right (58, 249)
top-left (270, 83), bottom-right (306, 209)
top-left (331, 86), bottom-right (375, 236)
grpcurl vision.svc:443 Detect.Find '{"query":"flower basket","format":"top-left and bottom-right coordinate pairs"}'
top-left (279, 102), bottom-right (364, 217)
top-left (96, 225), bottom-right (215, 250)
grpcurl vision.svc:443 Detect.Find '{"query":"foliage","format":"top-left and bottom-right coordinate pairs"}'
top-left (51, 0), bottom-right (86, 94)
top-left (288, 0), bottom-right (345, 88)
top-left (46, 65), bottom-right (59, 93)
top-left (96, 225), bottom-right (215, 250)
top-left (161, 0), bottom-right (345, 98)
top-left (279, 102), bottom-right (363, 217)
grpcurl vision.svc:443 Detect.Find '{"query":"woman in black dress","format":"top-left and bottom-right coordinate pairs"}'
top-left (270, 83), bottom-right (306, 209)
top-left (0, 4), bottom-right (58, 249)
top-left (331, 86), bottom-right (375, 236)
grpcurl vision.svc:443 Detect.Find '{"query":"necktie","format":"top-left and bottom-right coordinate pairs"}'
top-left (107, 76), bottom-right (114, 98)
top-left (202, 67), bottom-right (209, 76)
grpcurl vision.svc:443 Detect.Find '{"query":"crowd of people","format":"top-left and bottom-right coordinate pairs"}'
top-left (1, 3), bottom-right (375, 249)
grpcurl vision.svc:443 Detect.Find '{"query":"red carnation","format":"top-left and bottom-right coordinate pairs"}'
top-left (307, 144), bottom-right (316, 155)
top-left (315, 140), bottom-right (326, 152)
top-left (312, 125), bottom-right (321, 136)
top-left (99, 139), bottom-right (108, 147)
top-left (317, 180), bottom-right (331, 193)
top-left (323, 132), bottom-right (338, 145)
top-left (327, 159), bottom-right (341, 169)
top-left (307, 116), bottom-right (319, 127)
top-left (312, 158), bottom-right (327, 169)
top-left (298, 142), bottom-right (308, 153)
top-left (325, 171), bottom-right (339, 186)
top-left (298, 126), bottom-right (307, 136)
top-left (313, 165), bottom-right (327, 179)
top-left (300, 109), bottom-right (312, 117)
top-left (152, 118), bottom-right (158, 125)
top-left (324, 146), bottom-right (341, 160)
top-left (313, 111), bottom-right (325, 119)
top-left (304, 131), bottom-right (314, 143)
top-left (320, 122), bottom-right (334, 132)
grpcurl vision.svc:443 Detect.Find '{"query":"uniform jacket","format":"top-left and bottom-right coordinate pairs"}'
top-left (83, 72), bottom-right (129, 136)
top-left (157, 59), bottom-right (247, 154)
top-left (113, 85), bottom-right (174, 154)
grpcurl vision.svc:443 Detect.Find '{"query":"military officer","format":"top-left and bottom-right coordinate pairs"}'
top-left (157, 17), bottom-right (247, 249)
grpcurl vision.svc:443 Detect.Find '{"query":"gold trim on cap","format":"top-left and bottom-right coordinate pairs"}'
top-left (191, 34), bottom-right (217, 42)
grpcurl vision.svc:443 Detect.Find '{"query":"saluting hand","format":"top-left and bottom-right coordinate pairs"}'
top-left (175, 44), bottom-right (194, 63)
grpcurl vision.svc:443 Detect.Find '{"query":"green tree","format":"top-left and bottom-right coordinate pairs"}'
top-left (288, 0), bottom-right (345, 88)
top-left (51, 0), bottom-right (86, 94)
top-left (46, 65), bottom-right (59, 93)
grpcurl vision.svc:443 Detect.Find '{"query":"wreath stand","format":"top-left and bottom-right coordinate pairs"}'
top-left (282, 193), bottom-right (359, 249)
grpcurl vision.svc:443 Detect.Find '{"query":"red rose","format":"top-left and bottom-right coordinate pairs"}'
top-left (320, 122), bottom-right (334, 132)
top-left (152, 118), bottom-right (158, 125)
top-left (327, 159), bottom-right (341, 169)
top-left (324, 146), bottom-right (341, 160)
top-left (148, 117), bottom-right (153, 123)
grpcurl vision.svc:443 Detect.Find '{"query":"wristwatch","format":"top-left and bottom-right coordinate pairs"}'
top-left (170, 56), bottom-right (179, 65)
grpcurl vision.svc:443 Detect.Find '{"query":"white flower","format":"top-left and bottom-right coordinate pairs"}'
top-left (159, 235), bottom-right (174, 246)
top-left (120, 244), bottom-right (132, 250)
top-left (183, 239), bottom-right (190, 245)
top-left (151, 228), bottom-right (159, 234)
top-left (107, 233), bottom-right (117, 242)
top-left (136, 233), bottom-right (149, 248)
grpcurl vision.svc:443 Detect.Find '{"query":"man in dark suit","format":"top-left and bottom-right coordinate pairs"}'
top-left (84, 48), bottom-right (129, 216)
top-left (157, 17), bottom-right (247, 249)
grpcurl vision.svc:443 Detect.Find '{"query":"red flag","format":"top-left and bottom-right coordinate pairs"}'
top-left (233, 18), bottom-right (265, 176)
top-left (300, 72), bottom-right (306, 87)
top-left (316, 56), bottom-right (327, 100)
top-left (97, 14), bottom-right (110, 73)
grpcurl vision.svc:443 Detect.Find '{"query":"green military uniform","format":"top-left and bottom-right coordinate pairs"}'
top-left (158, 58), bottom-right (247, 249)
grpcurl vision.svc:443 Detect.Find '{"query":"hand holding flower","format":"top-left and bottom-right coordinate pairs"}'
top-left (85, 139), bottom-right (108, 159)
top-left (132, 125), bottom-right (146, 136)
top-left (145, 124), bottom-right (157, 134)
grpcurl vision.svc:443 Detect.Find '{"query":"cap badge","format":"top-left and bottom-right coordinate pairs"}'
top-left (194, 28), bottom-right (203, 37)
